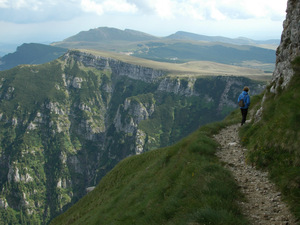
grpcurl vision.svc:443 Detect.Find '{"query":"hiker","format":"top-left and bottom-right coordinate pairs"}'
top-left (237, 86), bottom-right (250, 126)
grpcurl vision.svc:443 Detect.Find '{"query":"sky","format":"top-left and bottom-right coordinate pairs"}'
top-left (0, 0), bottom-right (288, 53)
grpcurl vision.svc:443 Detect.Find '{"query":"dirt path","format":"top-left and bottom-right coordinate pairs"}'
top-left (213, 124), bottom-right (297, 225)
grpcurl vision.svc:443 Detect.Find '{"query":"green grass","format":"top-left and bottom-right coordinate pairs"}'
top-left (239, 57), bottom-right (300, 221)
top-left (50, 114), bottom-right (247, 225)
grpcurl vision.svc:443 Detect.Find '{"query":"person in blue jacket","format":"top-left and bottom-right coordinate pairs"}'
top-left (238, 86), bottom-right (250, 126)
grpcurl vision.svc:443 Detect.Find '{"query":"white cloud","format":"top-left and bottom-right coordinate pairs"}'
top-left (81, 0), bottom-right (104, 14)
top-left (80, 0), bottom-right (138, 15)
top-left (0, 0), bottom-right (42, 10)
top-left (0, 1), bottom-right (83, 23)
top-left (127, 0), bottom-right (286, 21)
top-left (218, 0), bottom-right (286, 21)
top-left (0, 0), bottom-right (287, 23)
top-left (0, 0), bottom-right (9, 8)
top-left (152, 0), bottom-right (174, 19)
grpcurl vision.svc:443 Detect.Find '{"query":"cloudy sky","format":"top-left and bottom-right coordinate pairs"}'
top-left (0, 0), bottom-right (288, 52)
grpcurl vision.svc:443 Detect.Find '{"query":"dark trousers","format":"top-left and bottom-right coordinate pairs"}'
top-left (240, 108), bottom-right (248, 125)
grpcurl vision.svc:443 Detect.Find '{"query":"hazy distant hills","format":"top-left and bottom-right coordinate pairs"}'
top-left (0, 43), bottom-right (67, 71)
top-left (58, 27), bottom-right (279, 46)
top-left (166, 31), bottom-right (280, 45)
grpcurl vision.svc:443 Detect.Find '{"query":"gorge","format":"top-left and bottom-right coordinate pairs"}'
top-left (0, 50), bottom-right (265, 224)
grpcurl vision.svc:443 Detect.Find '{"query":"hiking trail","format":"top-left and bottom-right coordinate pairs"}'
top-left (213, 124), bottom-right (297, 225)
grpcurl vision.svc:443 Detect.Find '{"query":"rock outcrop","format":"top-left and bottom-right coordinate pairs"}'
top-left (64, 51), bottom-right (165, 83)
top-left (271, 0), bottom-right (300, 92)
top-left (255, 0), bottom-right (300, 122)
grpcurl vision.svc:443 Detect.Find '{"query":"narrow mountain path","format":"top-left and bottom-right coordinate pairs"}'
top-left (213, 124), bottom-right (297, 225)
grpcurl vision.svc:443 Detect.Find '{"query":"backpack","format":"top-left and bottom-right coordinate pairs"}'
top-left (238, 96), bottom-right (245, 107)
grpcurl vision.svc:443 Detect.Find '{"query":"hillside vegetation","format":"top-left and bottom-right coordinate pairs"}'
top-left (240, 56), bottom-right (300, 221)
top-left (50, 112), bottom-right (249, 225)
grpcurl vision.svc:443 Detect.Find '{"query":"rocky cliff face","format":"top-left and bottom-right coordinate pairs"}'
top-left (255, 0), bottom-right (299, 122)
top-left (0, 50), bottom-right (265, 224)
top-left (271, 0), bottom-right (300, 92)
top-left (66, 51), bottom-right (164, 83)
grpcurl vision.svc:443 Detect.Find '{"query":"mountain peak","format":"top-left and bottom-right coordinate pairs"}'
top-left (63, 27), bottom-right (158, 42)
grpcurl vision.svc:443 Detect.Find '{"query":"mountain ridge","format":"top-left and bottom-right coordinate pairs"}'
top-left (0, 43), bottom-right (67, 71)
top-left (62, 27), bottom-right (158, 42)
top-left (56, 27), bottom-right (279, 46)
top-left (165, 31), bottom-right (279, 46)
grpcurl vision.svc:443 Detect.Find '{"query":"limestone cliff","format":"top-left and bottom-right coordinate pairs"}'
top-left (66, 51), bottom-right (164, 83)
top-left (255, 0), bottom-right (299, 122)
top-left (271, 0), bottom-right (300, 92)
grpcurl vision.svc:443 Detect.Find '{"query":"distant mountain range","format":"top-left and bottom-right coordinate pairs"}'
top-left (59, 27), bottom-right (279, 46)
top-left (166, 31), bottom-right (280, 45)
top-left (0, 27), bottom-right (278, 71)
top-left (52, 27), bottom-right (277, 72)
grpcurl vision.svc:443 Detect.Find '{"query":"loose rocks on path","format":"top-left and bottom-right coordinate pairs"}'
top-left (213, 124), bottom-right (297, 225)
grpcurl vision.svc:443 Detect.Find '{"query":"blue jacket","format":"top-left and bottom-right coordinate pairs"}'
top-left (238, 91), bottom-right (250, 109)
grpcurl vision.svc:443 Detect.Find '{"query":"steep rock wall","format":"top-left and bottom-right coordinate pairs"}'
top-left (271, 0), bottom-right (300, 92)
top-left (65, 51), bottom-right (165, 83)
top-left (255, 0), bottom-right (300, 122)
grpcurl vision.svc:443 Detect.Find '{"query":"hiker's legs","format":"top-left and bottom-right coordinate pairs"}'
top-left (240, 108), bottom-right (248, 125)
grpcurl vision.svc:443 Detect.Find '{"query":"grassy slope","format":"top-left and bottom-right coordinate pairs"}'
top-left (50, 112), bottom-right (249, 225)
top-left (240, 57), bottom-right (300, 221)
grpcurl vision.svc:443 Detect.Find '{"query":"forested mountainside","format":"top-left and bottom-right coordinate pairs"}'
top-left (0, 49), bottom-right (264, 224)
